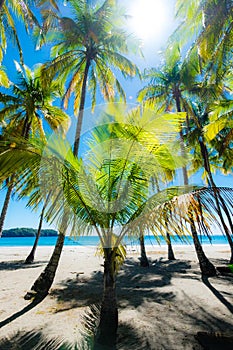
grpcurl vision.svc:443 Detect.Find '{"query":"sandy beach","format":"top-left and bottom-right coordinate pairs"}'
top-left (0, 244), bottom-right (233, 349)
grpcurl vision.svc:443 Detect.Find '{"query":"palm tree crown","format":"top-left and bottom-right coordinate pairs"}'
top-left (40, 0), bottom-right (140, 155)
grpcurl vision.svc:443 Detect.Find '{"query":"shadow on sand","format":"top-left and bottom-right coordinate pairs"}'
top-left (0, 260), bottom-right (47, 271)
top-left (50, 258), bottom-right (192, 312)
top-left (0, 296), bottom-right (45, 329)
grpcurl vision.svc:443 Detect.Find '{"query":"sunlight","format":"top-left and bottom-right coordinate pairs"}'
top-left (128, 0), bottom-right (167, 41)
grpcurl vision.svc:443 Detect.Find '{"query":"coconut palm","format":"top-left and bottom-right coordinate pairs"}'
top-left (0, 106), bottom-right (231, 347)
top-left (0, 0), bottom-right (41, 64)
top-left (172, 0), bottom-right (233, 81)
top-left (0, 62), bottom-right (70, 238)
top-left (40, 0), bottom-right (140, 155)
top-left (138, 54), bottom-right (217, 275)
top-left (25, 0), bottom-right (141, 299)
top-left (185, 96), bottom-right (233, 263)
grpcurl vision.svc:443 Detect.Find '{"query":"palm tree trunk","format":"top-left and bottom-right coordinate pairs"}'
top-left (199, 139), bottom-right (233, 263)
top-left (24, 193), bottom-right (50, 264)
top-left (0, 181), bottom-right (14, 237)
top-left (178, 120), bottom-right (215, 272)
top-left (24, 216), bottom-right (68, 300)
top-left (73, 58), bottom-right (91, 157)
top-left (166, 232), bottom-right (176, 260)
top-left (190, 216), bottom-right (216, 277)
top-left (139, 233), bottom-right (149, 267)
top-left (25, 59), bottom-right (91, 297)
top-left (96, 248), bottom-right (118, 349)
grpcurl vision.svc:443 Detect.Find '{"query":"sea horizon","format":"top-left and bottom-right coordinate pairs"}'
top-left (0, 234), bottom-right (229, 247)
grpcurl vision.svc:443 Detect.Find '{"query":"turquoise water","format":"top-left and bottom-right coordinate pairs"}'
top-left (0, 235), bottom-right (229, 247)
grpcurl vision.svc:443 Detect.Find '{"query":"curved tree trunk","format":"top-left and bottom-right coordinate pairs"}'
top-left (199, 139), bottom-right (233, 263)
top-left (25, 59), bottom-right (91, 298)
top-left (190, 216), bottom-right (216, 277)
top-left (0, 181), bottom-right (14, 237)
top-left (96, 248), bottom-right (118, 349)
top-left (177, 108), bottom-right (215, 273)
top-left (24, 196), bottom-right (49, 264)
top-left (166, 232), bottom-right (176, 260)
top-left (24, 209), bottom-right (44, 264)
top-left (24, 216), bottom-right (68, 300)
top-left (139, 232), bottom-right (149, 267)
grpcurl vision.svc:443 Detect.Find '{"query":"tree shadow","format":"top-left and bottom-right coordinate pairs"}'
top-left (122, 293), bottom-right (233, 350)
top-left (50, 258), bottom-right (192, 313)
top-left (0, 330), bottom-right (77, 350)
top-left (0, 260), bottom-right (47, 271)
top-left (0, 296), bottom-right (45, 329)
top-left (201, 275), bottom-right (233, 314)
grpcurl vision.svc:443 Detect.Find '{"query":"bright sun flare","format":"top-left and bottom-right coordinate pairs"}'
top-left (128, 0), bottom-right (166, 41)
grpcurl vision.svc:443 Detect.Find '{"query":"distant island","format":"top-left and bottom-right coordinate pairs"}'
top-left (2, 228), bottom-right (58, 237)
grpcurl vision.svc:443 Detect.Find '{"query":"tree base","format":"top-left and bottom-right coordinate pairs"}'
top-left (139, 257), bottom-right (149, 267)
top-left (200, 261), bottom-right (216, 277)
top-left (24, 270), bottom-right (53, 300)
top-left (24, 255), bottom-right (34, 264)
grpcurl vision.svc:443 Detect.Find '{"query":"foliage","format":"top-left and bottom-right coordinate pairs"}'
top-left (38, 0), bottom-right (141, 114)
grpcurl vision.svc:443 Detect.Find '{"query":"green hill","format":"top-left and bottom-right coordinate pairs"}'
top-left (2, 228), bottom-right (58, 237)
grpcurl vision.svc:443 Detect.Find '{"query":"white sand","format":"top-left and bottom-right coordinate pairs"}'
top-left (0, 244), bottom-right (233, 349)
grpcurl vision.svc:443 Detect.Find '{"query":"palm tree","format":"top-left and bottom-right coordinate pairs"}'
top-left (185, 96), bottom-right (233, 263)
top-left (0, 106), bottom-right (231, 347)
top-left (0, 62), bottom-right (70, 238)
top-left (40, 0), bottom-right (140, 155)
top-left (138, 55), bottom-right (216, 275)
top-left (25, 0), bottom-right (141, 299)
top-left (0, 0), bottom-right (41, 64)
top-left (172, 0), bottom-right (233, 81)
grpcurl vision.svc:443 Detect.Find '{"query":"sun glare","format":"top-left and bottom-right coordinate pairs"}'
top-left (128, 0), bottom-right (167, 41)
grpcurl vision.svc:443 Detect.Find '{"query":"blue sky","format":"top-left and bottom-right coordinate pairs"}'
top-left (0, 0), bottom-right (232, 230)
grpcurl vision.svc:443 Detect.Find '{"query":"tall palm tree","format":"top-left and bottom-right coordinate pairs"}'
top-left (25, 0), bottom-right (141, 299)
top-left (0, 106), bottom-right (231, 348)
top-left (0, 62), bottom-right (70, 238)
top-left (185, 96), bottom-right (233, 263)
top-left (138, 55), bottom-right (217, 276)
top-left (40, 0), bottom-right (140, 155)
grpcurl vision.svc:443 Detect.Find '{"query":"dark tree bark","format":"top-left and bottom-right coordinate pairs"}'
top-left (0, 181), bottom-right (14, 237)
top-left (24, 217), bottom-right (67, 300)
top-left (199, 138), bottom-right (233, 263)
top-left (139, 233), bottom-right (149, 267)
top-left (190, 217), bottom-right (216, 277)
top-left (96, 248), bottom-right (118, 349)
top-left (73, 58), bottom-right (91, 156)
top-left (166, 232), bottom-right (176, 260)
top-left (24, 193), bottom-right (50, 264)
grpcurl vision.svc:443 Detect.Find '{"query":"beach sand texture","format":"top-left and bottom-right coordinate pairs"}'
top-left (0, 244), bottom-right (233, 349)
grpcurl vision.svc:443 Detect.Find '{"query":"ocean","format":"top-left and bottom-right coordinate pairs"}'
top-left (0, 235), bottom-right (229, 247)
